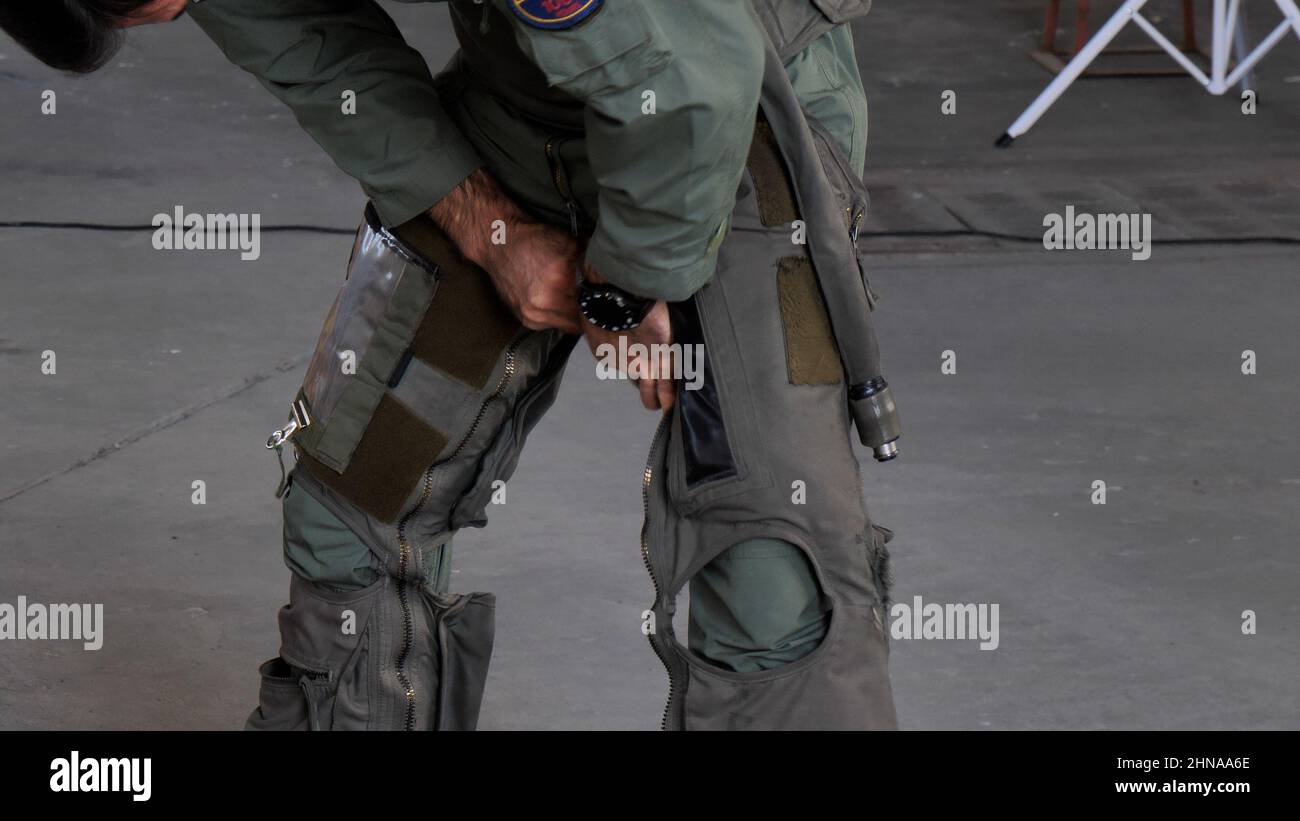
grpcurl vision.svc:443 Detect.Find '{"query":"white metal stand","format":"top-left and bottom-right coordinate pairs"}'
top-left (998, 0), bottom-right (1300, 145)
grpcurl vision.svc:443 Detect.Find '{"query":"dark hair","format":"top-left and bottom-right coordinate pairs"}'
top-left (0, 1), bottom-right (155, 73)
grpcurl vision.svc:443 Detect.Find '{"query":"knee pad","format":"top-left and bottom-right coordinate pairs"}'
top-left (687, 538), bottom-right (830, 673)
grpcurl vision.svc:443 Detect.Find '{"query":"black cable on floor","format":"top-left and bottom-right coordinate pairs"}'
top-left (859, 229), bottom-right (1300, 245)
top-left (0, 220), bottom-right (355, 235)
top-left (1, 220), bottom-right (1298, 246)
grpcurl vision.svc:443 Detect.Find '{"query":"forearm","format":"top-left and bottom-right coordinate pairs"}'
top-left (427, 169), bottom-right (527, 270)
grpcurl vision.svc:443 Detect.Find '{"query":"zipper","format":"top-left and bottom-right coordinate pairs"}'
top-left (805, 115), bottom-right (870, 241)
top-left (392, 336), bottom-right (522, 730)
top-left (848, 197), bottom-right (879, 310)
top-left (807, 116), bottom-right (862, 206)
top-left (393, 512), bottom-right (420, 730)
top-left (850, 200), bottom-right (866, 244)
top-left (639, 415), bottom-right (676, 730)
top-left (472, 0), bottom-right (491, 34)
top-left (445, 336), bottom-right (522, 462)
top-left (544, 136), bottom-right (581, 237)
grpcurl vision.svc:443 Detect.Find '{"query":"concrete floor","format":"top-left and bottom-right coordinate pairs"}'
top-left (1, 1), bottom-right (1297, 729)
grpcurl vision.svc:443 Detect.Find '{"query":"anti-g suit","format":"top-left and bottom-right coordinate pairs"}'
top-left (191, 0), bottom-right (900, 731)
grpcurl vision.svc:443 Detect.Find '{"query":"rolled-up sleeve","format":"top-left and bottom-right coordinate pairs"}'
top-left (190, 0), bottom-right (483, 226)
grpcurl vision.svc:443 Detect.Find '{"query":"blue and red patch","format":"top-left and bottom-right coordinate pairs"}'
top-left (509, 0), bottom-right (603, 30)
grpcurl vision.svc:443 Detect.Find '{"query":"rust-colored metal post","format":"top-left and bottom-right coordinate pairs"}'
top-left (1043, 0), bottom-right (1061, 51)
top-left (1074, 0), bottom-right (1092, 53)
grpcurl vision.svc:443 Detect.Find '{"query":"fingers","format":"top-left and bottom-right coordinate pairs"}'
top-left (636, 345), bottom-right (677, 412)
top-left (555, 295), bottom-right (582, 334)
top-left (523, 313), bottom-right (581, 335)
top-left (580, 299), bottom-right (676, 412)
top-left (584, 302), bottom-right (674, 411)
top-left (520, 304), bottom-right (578, 334)
top-left (654, 339), bottom-right (677, 411)
top-left (657, 373), bottom-right (677, 412)
top-left (638, 376), bottom-right (659, 411)
top-left (556, 317), bottom-right (582, 336)
top-left (542, 265), bottom-right (580, 334)
top-left (522, 297), bottom-right (580, 334)
top-left (120, 0), bottom-right (189, 26)
top-left (520, 273), bottom-right (581, 334)
top-left (479, 220), bottom-right (583, 334)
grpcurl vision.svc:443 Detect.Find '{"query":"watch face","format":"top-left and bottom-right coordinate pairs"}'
top-left (580, 285), bottom-right (649, 331)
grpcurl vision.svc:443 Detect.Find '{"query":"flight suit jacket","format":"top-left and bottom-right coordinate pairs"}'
top-left (190, 0), bottom-right (871, 301)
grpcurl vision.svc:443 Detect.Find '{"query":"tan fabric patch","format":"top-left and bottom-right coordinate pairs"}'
top-left (776, 257), bottom-right (842, 385)
top-left (299, 394), bottom-right (449, 525)
top-left (748, 118), bottom-right (800, 227)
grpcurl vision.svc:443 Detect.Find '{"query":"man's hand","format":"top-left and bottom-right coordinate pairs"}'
top-left (119, 0), bottom-right (190, 27)
top-left (430, 169), bottom-right (582, 335)
top-left (581, 271), bottom-right (677, 412)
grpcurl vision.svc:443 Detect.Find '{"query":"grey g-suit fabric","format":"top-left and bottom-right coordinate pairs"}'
top-left (241, 0), bottom-right (897, 731)
top-left (638, 25), bottom-right (896, 729)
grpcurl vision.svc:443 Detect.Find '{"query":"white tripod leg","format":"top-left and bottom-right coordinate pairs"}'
top-left (999, 0), bottom-right (1152, 146)
top-left (1278, 0), bottom-right (1300, 37)
top-left (1231, 0), bottom-right (1255, 94)
top-left (1223, 0), bottom-right (1300, 88)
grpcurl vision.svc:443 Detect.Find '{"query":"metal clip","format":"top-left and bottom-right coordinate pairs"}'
top-left (266, 419), bottom-right (298, 450)
top-left (266, 398), bottom-right (313, 498)
top-left (265, 398), bottom-right (312, 450)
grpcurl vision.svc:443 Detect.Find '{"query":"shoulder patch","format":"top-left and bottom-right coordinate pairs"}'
top-left (509, 0), bottom-right (603, 30)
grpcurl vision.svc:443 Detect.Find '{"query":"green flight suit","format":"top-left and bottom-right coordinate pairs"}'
top-left (191, 0), bottom-right (894, 730)
top-left (190, 0), bottom-right (866, 299)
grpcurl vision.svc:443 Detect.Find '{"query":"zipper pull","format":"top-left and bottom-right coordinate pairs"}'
top-left (545, 136), bottom-right (582, 237)
top-left (474, 0), bottom-right (490, 34)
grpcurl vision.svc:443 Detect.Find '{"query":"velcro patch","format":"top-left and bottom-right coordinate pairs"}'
top-left (509, 0), bottom-right (603, 30)
top-left (776, 257), bottom-right (842, 386)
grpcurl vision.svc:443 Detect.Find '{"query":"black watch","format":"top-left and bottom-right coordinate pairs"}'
top-left (578, 278), bottom-right (653, 332)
